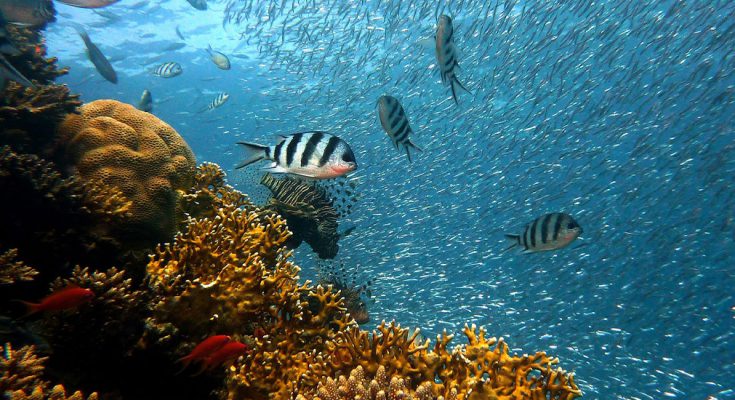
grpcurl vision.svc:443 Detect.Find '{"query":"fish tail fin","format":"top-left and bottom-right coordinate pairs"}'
top-left (16, 300), bottom-right (40, 317)
top-left (174, 356), bottom-right (193, 375)
top-left (404, 140), bottom-right (422, 163)
top-left (502, 234), bottom-right (520, 253)
top-left (235, 142), bottom-right (269, 169)
top-left (450, 76), bottom-right (470, 104)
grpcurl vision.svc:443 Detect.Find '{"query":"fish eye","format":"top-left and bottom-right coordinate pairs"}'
top-left (568, 222), bottom-right (576, 229)
top-left (342, 151), bottom-right (355, 163)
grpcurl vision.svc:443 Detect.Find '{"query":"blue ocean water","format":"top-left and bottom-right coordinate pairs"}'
top-left (46, 0), bottom-right (734, 398)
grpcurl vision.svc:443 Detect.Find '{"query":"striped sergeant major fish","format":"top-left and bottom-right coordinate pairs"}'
top-left (435, 15), bottom-right (469, 104)
top-left (200, 92), bottom-right (229, 112)
top-left (152, 62), bottom-right (182, 78)
top-left (504, 213), bottom-right (583, 254)
top-left (376, 95), bottom-right (422, 162)
top-left (237, 131), bottom-right (357, 179)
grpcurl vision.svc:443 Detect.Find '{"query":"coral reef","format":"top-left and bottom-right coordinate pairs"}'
top-left (300, 365), bottom-right (435, 400)
top-left (0, 25), bottom-right (80, 156)
top-left (0, 248), bottom-right (38, 285)
top-left (178, 162), bottom-right (251, 223)
top-left (317, 260), bottom-right (372, 325)
top-left (0, 146), bottom-right (133, 281)
top-left (56, 100), bottom-right (196, 245)
top-left (260, 173), bottom-right (341, 259)
top-left (0, 343), bottom-right (97, 400)
top-left (296, 322), bottom-right (582, 400)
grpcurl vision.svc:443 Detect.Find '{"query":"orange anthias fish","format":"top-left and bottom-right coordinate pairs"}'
top-left (21, 286), bottom-right (95, 315)
top-left (199, 341), bottom-right (249, 373)
top-left (177, 335), bottom-right (231, 370)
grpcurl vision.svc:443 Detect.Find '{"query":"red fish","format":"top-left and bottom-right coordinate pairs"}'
top-left (21, 286), bottom-right (95, 315)
top-left (199, 341), bottom-right (249, 373)
top-left (177, 335), bottom-right (230, 370)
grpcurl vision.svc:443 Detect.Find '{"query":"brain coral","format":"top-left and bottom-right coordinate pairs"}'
top-left (57, 100), bottom-right (195, 243)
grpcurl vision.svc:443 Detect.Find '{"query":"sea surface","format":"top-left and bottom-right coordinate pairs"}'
top-left (45, 1), bottom-right (734, 398)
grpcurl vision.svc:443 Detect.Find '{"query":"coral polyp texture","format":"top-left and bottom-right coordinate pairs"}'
top-left (296, 322), bottom-right (581, 400)
top-left (260, 173), bottom-right (340, 259)
top-left (178, 162), bottom-right (251, 222)
top-left (0, 343), bottom-right (97, 400)
top-left (56, 100), bottom-right (196, 244)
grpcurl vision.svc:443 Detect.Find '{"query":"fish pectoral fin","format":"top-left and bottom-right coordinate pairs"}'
top-left (261, 163), bottom-right (288, 174)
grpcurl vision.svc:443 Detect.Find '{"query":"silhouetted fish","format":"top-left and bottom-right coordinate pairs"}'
top-left (0, 0), bottom-right (54, 26)
top-left (56, 0), bottom-right (120, 8)
top-left (76, 27), bottom-right (117, 83)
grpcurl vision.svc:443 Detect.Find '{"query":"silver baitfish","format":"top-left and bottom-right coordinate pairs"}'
top-left (137, 89), bottom-right (152, 112)
top-left (0, 0), bottom-right (54, 27)
top-left (504, 213), bottom-right (583, 254)
top-left (77, 27), bottom-right (117, 84)
top-left (435, 14), bottom-right (469, 104)
top-left (377, 95), bottom-right (422, 162)
top-left (186, 0), bottom-right (206, 11)
top-left (236, 131), bottom-right (358, 179)
top-left (56, 0), bottom-right (120, 8)
top-left (201, 92), bottom-right (229, 112)
top-left (152, 61), bottom-right (182, 78)
top-left (206, 45), bottom-right (230, 70)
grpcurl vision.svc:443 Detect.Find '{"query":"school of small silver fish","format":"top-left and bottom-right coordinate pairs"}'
top-left (23, 0), bottom-right (735, 398)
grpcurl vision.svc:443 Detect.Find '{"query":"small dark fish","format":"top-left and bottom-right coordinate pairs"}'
top-left (163, 42), bottom-right (186, 51)
top-left (0, 54), bottom-right (34, 88)
top-left (237, 131), bottom-right (358, 179)
top-left (206, 45), bottom-right (230, 70)
top-left (186, 0), bottom-right (206, 11)
top-left (56, 0), bottom-right (120, 8)
top-left (77, 28), bottom-right (117, 83)
top-left (200, 92), bottom-right (229, 112)
top-left (0, 0), bottom-right (54, 26)
top-left (175, 25), bottom-right (185, 41)
top-left (140, 32), bottom-right (155, 39)
top-left (152, 61), bottom-right (182, 78)
top-left (92, 9), bottom-right (119, 20)
top-left (129, 1), bottom-right (147, 9)
top-left (137, 89), bottom-right (152, 112)
top-left (376, 95), bottom-right (422, 162)
top-left (435, 15), bottom-right (469, 104)
top-left (504, 213), bottom-right (583, 254)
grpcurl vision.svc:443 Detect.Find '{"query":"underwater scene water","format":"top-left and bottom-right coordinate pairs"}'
top-left (1, 0), bottom-right (734, 399)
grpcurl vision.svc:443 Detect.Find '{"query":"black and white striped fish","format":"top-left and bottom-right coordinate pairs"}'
top-left (377, 95), bottom-right (422, 162)
top-left (200, 92), bottom-right (229, 112)
top-left (435, 15), bottom-right (469, 104)
top-left (504, 213), bottom-right (583, 254)
top-left (236, 131), bottom-right (357, 179)
top-left (151, 62), bottom-right (182, 78)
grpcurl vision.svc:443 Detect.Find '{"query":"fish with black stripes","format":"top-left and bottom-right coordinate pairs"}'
top-left (435, 14), bottom-right (469, 104)
top-left (504, 213), bottom-right (583, 254)
top-left (200, 92), bottom-right (229, 112)
top-left (0, 0), bottom-right (54, 26)
top-left (152, 61), bottom-right (182, 78)
top-left (236, 131), bottom-right (357, 179)
top-left (376, 95), bottom-right (422, 162)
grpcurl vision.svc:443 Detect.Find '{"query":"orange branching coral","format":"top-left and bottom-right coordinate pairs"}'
top-left (297, 322), bottom-right (581, 400)
top-left (0, 25), bottom-right (80, 155)
top-left (0, 248), bottom-right (38, 285)
top-left (0, 343), bottom-right (98, 400)
top-left (56, 100), bottom-right (196, 244)
top-left (147, 203), bottom-right (293, 332)
top-left (178, 162), bottom-right (252, 223)
top-left (296, 365), bottom-right (436, 400)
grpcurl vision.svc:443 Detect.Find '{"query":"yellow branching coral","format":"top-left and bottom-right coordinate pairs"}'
top-left (297, 365), bottom-right (437, 400)
top-left (0, 343), bottom-right (98, 400)
top-left (178, 162), bottom-right (251, 223)
top-left (0, 248), bottom-right (38, 285)
top-left (296, 322), bottom-right (581, 400)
